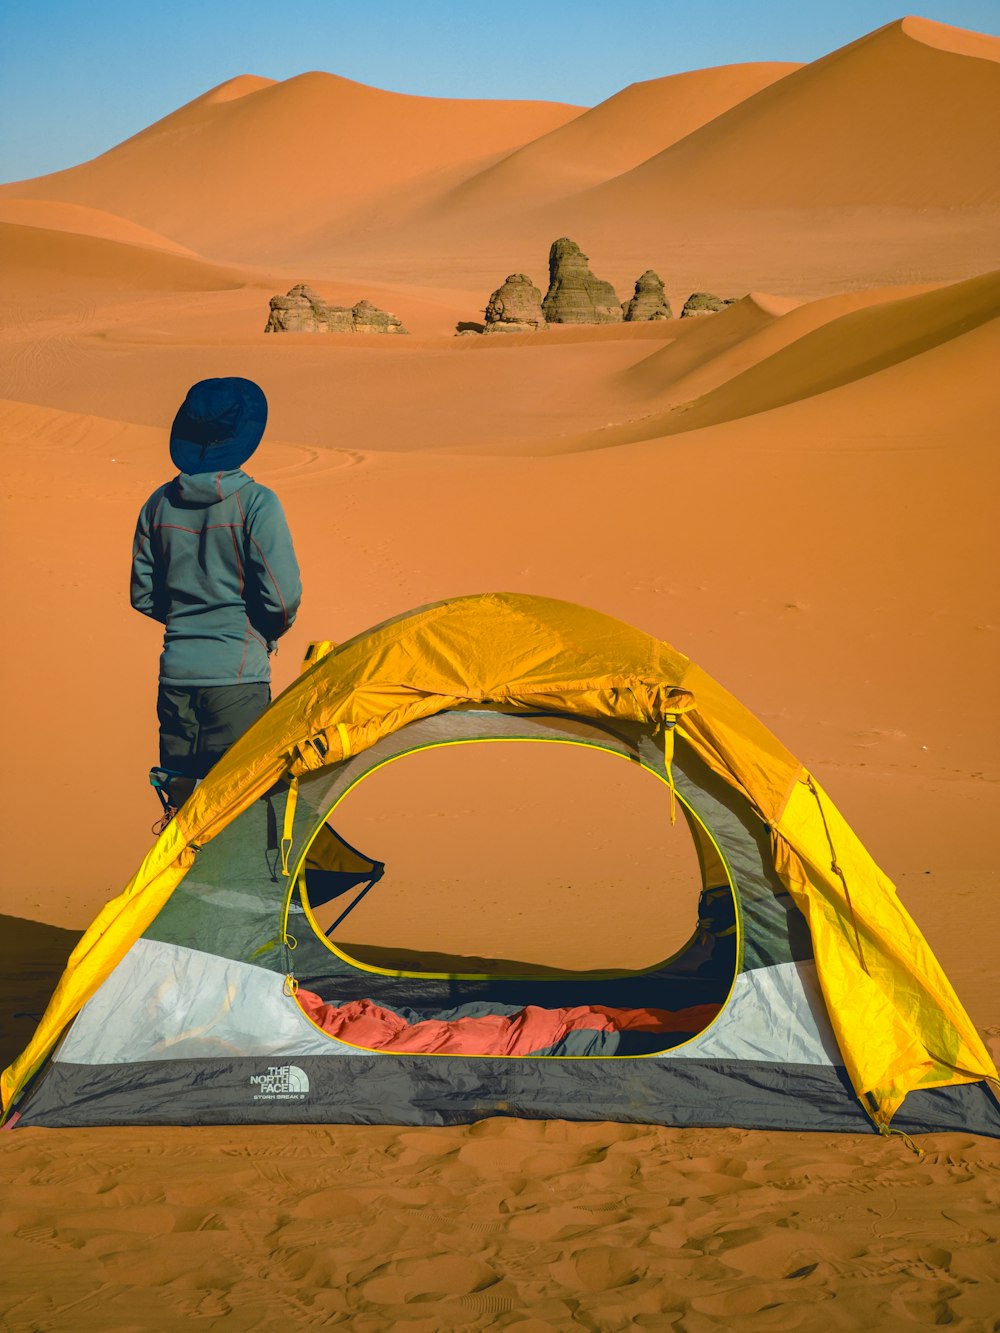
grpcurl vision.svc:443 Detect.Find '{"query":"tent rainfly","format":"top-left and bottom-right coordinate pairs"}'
top-left (3, 594), bottom-right (998, 1136)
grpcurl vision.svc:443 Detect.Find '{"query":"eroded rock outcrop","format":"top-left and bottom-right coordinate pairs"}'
top-left (265, 284), bottom-right (407, 334)
top-left (679, 292), bottom-right (734, 319)
top-left (541, 238), bottom-right (622, 325)
top-left (622, 270), bottom-right (673, 322)
top-left (349, 298), bottom-right (407, 334)
top-left (483, 273), bottom-right (545, 333)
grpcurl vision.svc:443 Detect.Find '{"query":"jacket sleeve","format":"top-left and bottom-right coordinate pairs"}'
top-left (130, 495), bottom-right (166, 623)
top-left (243, 488), bottom-right (302, 642)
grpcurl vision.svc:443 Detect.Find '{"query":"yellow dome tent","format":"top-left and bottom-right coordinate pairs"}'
top-left (3, 594), bottom-right (997, 1134)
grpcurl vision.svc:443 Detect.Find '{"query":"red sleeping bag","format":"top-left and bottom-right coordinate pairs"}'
top-left (296, 989), bottom-right (720, 1056)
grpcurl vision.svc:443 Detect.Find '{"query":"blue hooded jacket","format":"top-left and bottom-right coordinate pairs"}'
top-left (131, 468), bottom-right (301, 685)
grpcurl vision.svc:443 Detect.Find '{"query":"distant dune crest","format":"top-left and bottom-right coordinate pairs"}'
top-left (201, 74), bottom-right (277, 104)
top-left (1, 14), bottom-right (996, 270)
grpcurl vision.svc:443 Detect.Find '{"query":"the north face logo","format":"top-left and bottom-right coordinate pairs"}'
top-left (249, 1065), bottom-right (310, 1100)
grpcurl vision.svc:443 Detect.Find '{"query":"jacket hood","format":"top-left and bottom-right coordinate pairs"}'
top-left (171, 469), bottom-right (254, 508)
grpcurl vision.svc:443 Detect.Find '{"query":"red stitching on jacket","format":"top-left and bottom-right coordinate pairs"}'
top-left (153, 523), bottom-right (243, 534)
top-left (240, 488), bottom-right (291, 627)
top-left (230, 526), bottom-right (244, 594)
top-left (248, 534), bottom-right (290, 627)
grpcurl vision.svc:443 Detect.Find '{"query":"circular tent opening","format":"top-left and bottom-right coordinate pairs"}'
top-left (313, 739), bottom-right (706, 974)
top-left (289, 714), bottom-right (738, 1058)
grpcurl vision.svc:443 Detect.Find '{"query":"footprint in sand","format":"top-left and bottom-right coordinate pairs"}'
top-left (360, 1253), bottom-right (500, 1306)
top-left (13, 1222), bottom-right (63, 1249)
top-left (574, 1193), bottom-right (631, 1215)
top-left (551, 1244), bottom-right (646, 1293)
top-left (460, 1285), bottom-right (518, 1316)
top-left (394, 1130), bottom-right (464, 1161)
top-left (288, 1188), bottom-right (365, 1221)
top-left (174, 1292), bottom-right (233, 1320)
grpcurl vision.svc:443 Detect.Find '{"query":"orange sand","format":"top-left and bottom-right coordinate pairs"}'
top-left (1, 14), bottom-right (999, 1328)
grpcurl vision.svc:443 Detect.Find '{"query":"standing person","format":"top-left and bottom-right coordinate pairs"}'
top-left (131, 377), bottom-right (301, 812)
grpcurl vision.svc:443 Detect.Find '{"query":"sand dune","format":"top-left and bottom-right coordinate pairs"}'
top-left (0, 199), bottom-right (202, 256)
top-left (577, 18), bottom-right (1000, 216)
top-left (620, 274), bottom-right (1000, 427)
top-left (639, 270), bottom-right (1000, 438)
top-left (1, 73), bottom-right (582, 260)
top-left (436, 62), bottom-right (799, 213)
top-left (624, 292), bottom-right (799, 401)
top-left (0, 222), bottom-right (259, 305)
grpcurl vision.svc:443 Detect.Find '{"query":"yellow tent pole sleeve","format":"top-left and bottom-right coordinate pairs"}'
top-left (663, 719), bottom-right (678, 825)
top-left (280, 777), bottom-right (299, 877)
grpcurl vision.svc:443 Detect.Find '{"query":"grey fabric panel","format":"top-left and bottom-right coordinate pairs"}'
top-left (642, 734), bottom-right (812, 972)
top-left (17, 1054), bottom-right (1000, 1137)
top-left (54, 939), bottom-right (346, 1064)
top-left (142, 789), bottom-right (293, 971)
top-left (890, 1081), bottom-right (1000, 1138)
top-left (665, 961), bottom-right (840, 1066)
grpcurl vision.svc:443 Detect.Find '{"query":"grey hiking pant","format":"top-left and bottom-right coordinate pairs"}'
top-left (157, 683), bottom-right (270, 779)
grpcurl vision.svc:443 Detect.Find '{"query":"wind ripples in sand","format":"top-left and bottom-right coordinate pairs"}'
top-left (3, 1120), bottom-right (999, 1330)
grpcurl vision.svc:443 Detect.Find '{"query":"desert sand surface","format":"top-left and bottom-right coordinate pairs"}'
top-left (2, 10), bottom-right (999, 1329)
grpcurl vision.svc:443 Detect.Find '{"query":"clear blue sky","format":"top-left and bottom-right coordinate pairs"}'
top-left (2, 0), bottom-right (998, 184)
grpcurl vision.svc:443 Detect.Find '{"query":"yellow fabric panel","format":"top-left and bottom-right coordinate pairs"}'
top-left (776, 775), bottom-right (998, 1128)
top-left (678, 664), bottom-right (801, 825)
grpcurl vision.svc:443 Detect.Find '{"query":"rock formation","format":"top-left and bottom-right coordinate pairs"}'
top-left (622, 271), bottom-right (673, 322)
top-left (265, 284), bottom-right (407, 334)
top-left (679, 292), bottom-right (735, 318)
top-left (541, 238), bottom-right (622, 324)
top-left (349, 299), bottom-right (407, 334)
top-left (483, 274), bottom-right (545, 333)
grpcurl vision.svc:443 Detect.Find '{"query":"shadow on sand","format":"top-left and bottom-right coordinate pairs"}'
top-left (330, 939), bottom-right (649, 978)
top-left (0, 915), bottom-right (82, 1070)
